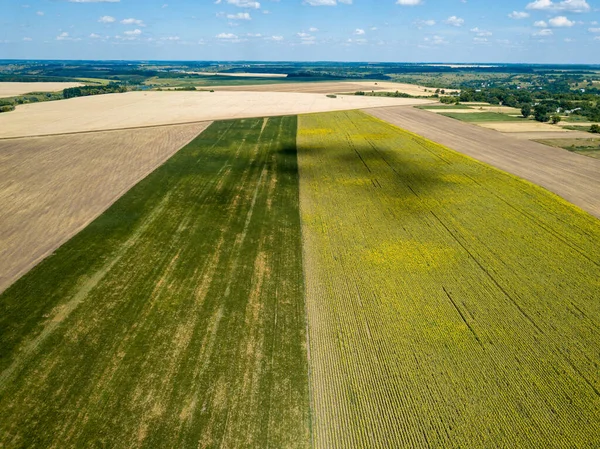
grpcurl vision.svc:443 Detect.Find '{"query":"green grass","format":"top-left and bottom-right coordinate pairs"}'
top-left (417, 104), bottom-right (475, 110)
top-left (440, 111), bottom-right (527, 122)
top-left (298, 110), bottom-right (600, 448)
top-left (536, 138), bottom-right (600, 159)
top-left (0, 117), bottom-right (310, 448)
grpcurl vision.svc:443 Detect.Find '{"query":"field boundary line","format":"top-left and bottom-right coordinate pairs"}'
top-left (0, 122), bottom-right (212, 294)
top-left (0, 120), bottom-right (214, 141)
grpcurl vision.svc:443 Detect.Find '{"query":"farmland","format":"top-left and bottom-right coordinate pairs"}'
top-left (366, 106), bottom-right (600, 218)
top-left (0, 117), bottom-right (310, 447)
top-left (0, 91), bottom-right (432, 138)
top-left (0, 122), bottom-right (209, 294)
top-left (298, 110), bottom-right (600, 448)
top-left (0, 82), bottom-right (84, 98)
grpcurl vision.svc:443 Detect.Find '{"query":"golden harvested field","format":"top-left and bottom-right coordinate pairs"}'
top-left (0, 91), bottom-right (432, 138)
top-left (0, 122), bottom-right (209, 293)
top-left (367, 106), bottom-right (600, 218)
top-left (0, 82), bottom-right (84, 98)
top-left (299, 110), bottom-right (600, 448)
top-left (208, 81), bottom-right (446, 96)
top-left (477, 121), bottom-right (578, 133)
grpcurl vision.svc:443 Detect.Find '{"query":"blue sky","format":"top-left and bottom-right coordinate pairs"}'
top-left (1, 0), bottom-right (599, 62)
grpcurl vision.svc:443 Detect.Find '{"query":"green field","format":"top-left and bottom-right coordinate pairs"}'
top-left (536, 137), bottom-right (600, 158)
top-left (298, 111), bottom-right (600, 448)
top-left (440, 111), bottom-right (526, 122)
top-left (1, 109), bottom-right (600, 448)
top-left (0, 117), bottom-right (310, 448)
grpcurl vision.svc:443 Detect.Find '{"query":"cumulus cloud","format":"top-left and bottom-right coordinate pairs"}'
top-left (396, 0), bottom-right (423, 5)
top-left (227, 12), bottom-right (251, 20)
top-left (354, 28), bottom-right (365, 35)
top-left (549, 16), bottom-right (575, 26)
top-left (508, 11), bottom-right (530, 19)
top-left (302, 0), bottom-right (352, 5)
top-left (216, 32), bottom-right (238, 39)
top-left (444, 16), bottom-right (464, 27)
top-left (526, 0), bottom-right (590, 13)
top-left (533, 28), bottom-right (553, 36)
top-left (470, 27), bottom-right (492, 36)
top-left (215, 0), bottom-right (260, 8)
top-left (121, 18), bottom-right (145, 26)
top-left (98, 16), bottom-right (115, 23)
top-left (415, 19), bottom-right (436, 27)
top-left (124, 29), bottom-right (142, 36)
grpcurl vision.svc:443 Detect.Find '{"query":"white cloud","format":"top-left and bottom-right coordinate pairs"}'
top-left (271, 35), bottom-right (284, 41)
top-left (396, 0), bottom-right (423, 5)
top-left (533, 28), bottom-right (553, 36)
top-left (354, 28), bottom-right (365, 35)
top-left (124, 29), bottom-right (142, 36)
top-left (509, 11), bottom-right (530, 19)
top-left (302, 0), bottom-right (351, 5)
top-left (69, 0), bottom-right (120, 2)
top-left (98, 16), bottom-right (116, 23)
top-left (161, 36), bottom-right (180, 41)
top-left (216, 32), bottom-right (238, 39)
top-left (36, 11), bottom-right (44, 16)
top-left (526, 0), bottom-right (590, 13)
top-left (424, 35), bottom-right (448, 45)
top-left (23, 37), bottom-right (33, 41)
top-left (215, 0), bottom-right (260, 8)
top-left (549, 16), bottom-right (575, 26)
top-left (589, 27), bottom-right (600, 32)
top-left (56, 32), bottom-right (80, 41)
top-left (415, 19), bottom-right (436, 27)
top-left (534, 20), bottom-right (548, 27)
top-left (121, 18), bottom-right (145, 26)
top-left (444, 16), bottom-right (464, 27)
top-left (89, 33), bottom-right (102, 38)
top-left (470, 27), bottom-right (492, 36)
top-left (309, 27), bottom-right (319, 32)
top-left (226, 12), bottom-right (251, 20)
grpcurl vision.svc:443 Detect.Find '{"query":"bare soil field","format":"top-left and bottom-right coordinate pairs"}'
top-left (208, 81), bottom-right (446, 96)
top-left (366, 106), bottom-right (600, 218)
top-left (0, 91), bottom-right (432, 138)
top-left (0, 122), bottom-right (209, 293)
top-left (0, 82), bottom-right (84, 98)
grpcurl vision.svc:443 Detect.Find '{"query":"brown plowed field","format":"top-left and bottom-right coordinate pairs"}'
top-left (365, 106), bottom-right (600, 219)
top-left (0, 122), bottom-right (209, 293)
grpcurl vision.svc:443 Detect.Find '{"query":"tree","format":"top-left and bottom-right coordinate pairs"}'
top-left (521, 104), bottom-right (531, 118)
top-left (534, 104), bottom-right (550, 123)
top-left (591, 124), bottom-right (600, 134)
top-left (551, 114), bottom-right (561, 124)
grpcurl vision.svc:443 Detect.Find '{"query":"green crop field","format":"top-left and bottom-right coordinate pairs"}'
top-left (298, 110), bottom-right (600, 448)
top-left (1, 109), bottom-right (600, 449)
top-left (440, 111), bottom-right (526, 122)
top-left (0, 117), bottom-right (310, 448)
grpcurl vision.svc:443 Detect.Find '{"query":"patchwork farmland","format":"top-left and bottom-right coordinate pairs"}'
top-left (0, 117), bottom-right (310, 448)
top-left (0, 107), bottom-right (599, 448)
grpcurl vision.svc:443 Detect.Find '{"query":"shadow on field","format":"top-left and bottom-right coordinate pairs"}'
top-left (322, 141), bottom-right (452, 197)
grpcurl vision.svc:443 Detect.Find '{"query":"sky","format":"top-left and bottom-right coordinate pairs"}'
top-left (1, 0), bottom-right (599, 63)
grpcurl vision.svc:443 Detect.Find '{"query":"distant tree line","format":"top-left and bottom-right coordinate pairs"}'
top-left (62, 83), bottom-right (127, 99)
